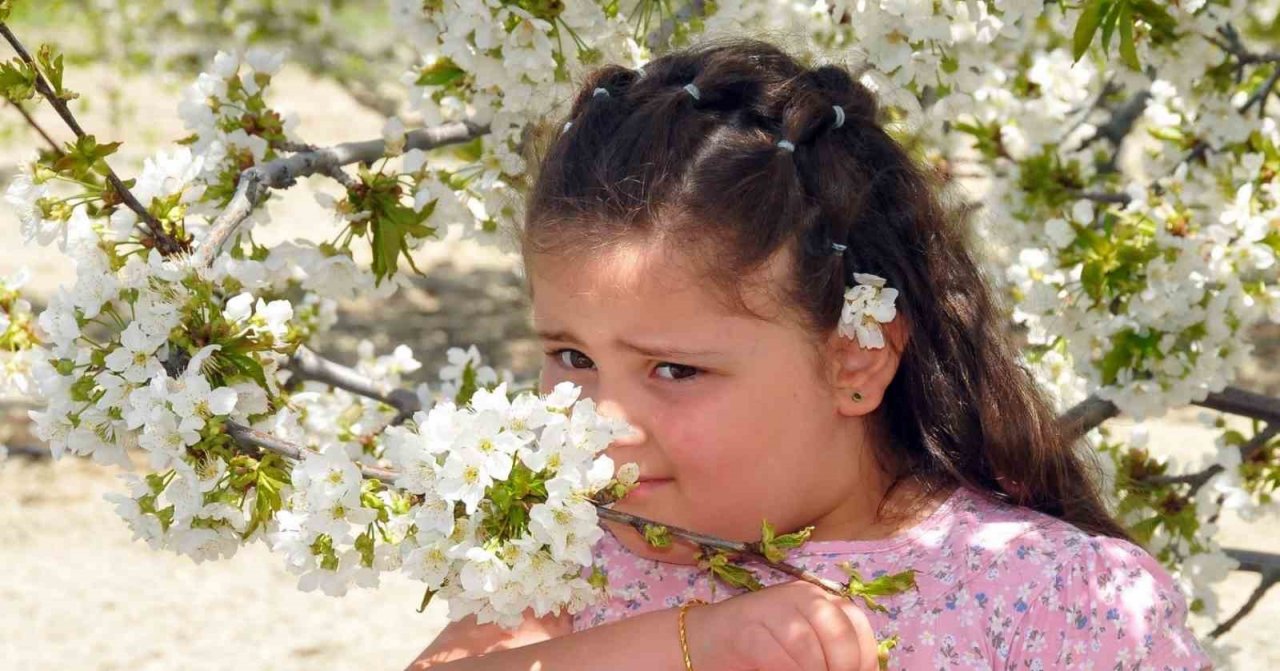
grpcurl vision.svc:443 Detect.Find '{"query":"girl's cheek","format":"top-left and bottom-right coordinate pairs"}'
top-left (658, 402), bottom-right (727, 474)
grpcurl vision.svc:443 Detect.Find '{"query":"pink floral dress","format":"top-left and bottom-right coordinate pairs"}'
top-left (574, 485), bottom-right (1212, 669)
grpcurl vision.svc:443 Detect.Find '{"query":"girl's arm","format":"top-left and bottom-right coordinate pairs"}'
top-left (405, 607), bottom-right (687, 670)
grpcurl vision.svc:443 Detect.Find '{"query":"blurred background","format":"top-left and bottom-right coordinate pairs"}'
top-left (0, 2), bottom-right (1277, 669)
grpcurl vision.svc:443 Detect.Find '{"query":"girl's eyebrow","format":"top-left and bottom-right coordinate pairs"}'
top-left (535, 328), bottom-right (717, 358)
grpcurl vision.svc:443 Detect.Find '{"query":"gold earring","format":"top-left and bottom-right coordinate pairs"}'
top-left (851, 391), bottom-right (863, 402)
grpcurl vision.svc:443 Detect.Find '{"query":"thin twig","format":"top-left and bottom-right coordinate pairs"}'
top-left (193, 120), bottom-right (488, 267)
top-left (1240, 67), bottom-right (1280, 117)
top-left (593, 506), bottom-right (846, 596)
top-left (1142, 424), bottom-right (1277, 488)
top-left (1209, 568), bottom-right (1279, 639)
top-left (5, 99), bottom-right (61, 155)
top-left (1205, 24), bottom-right (1280, 67)
top-left (0, 22), bottom-right (184, 255)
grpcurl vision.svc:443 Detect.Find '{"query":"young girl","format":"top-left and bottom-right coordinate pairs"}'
top-left (407, 38), bottom-right (1212, 670)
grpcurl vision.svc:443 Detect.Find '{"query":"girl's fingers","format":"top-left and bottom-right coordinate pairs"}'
top-left (802, 597), bottom-right (865, 671)
top-left (835, 599), bottom-right (879, 671)
top-left (777, 610), bottom-right (828, 671)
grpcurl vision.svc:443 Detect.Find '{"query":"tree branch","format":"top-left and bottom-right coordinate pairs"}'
top-left (287, 345), bottom-right (421, 419)
top-left (593, 506), bottom-right (847, 596)
top-left (193, 120), bottom-right (489, 267)
top-left (1240, 66), bottom-right (1280, 117)
top-left (1070, 190), bottom-right (1133, 205)
top-left (1141, 424), bottom-right (1277, 488)
top-left (0, 22), bottom-right (184, 255)
top-left (1205, 23), bottom-right (1280, 67)
top-left (5, 99), bottom-right (61, 156)
top-left (220, 418), bottom-right (848, 598)
top-left (1210, 564), bottom-right (1279, 639)
top-left (1060, 386), bottom-right (1280, 442)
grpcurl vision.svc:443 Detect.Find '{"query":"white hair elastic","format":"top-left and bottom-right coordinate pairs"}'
top-left (563, 121), bottom-right (572, 131)
top-left (831, 242), bottom-right (848, 253)
top-left (777, 139), bottom-right (796, 152)
top-left (593, 87), bottom-right (610, 98)
top-left (683, 83), bottom-right (700, 100)
top-left (832, 105), bottom-right (846, 129)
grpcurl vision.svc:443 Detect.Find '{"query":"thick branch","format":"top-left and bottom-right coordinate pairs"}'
top-left (287, 345), bottom-right (421, 419)
top-left (0, 22), bottom-right (182, 255)
top-left (1059, 386), bottom-right (1280, 442)
top-left (194, 120), bottom-right (489, 267)
top-left (224, 420), bottom-right (399, 483)
top-left (1070, 190), bottom-right (1132, 205)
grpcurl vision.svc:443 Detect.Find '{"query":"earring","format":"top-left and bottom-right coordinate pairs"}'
top-left (851, 391), bottom-right (863, 402)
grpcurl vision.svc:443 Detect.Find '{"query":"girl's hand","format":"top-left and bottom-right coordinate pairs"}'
top-left (684, 580), bottom-right (878, 671)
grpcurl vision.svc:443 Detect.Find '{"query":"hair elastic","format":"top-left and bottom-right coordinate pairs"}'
top-left (832, 105), bottom-right (846, 129)
top-left (593, 87), bottom-right (610, 98)
top-left (563, 121), bottom-right (572, 131)
top-left (683, 83), bottom-right (701, 100)
top-left (777, 139), bottom-right (796, 152)
top-left (831, 242), bottom-right (848, 253)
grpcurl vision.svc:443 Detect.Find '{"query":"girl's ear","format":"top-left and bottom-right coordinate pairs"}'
top-left (824, 317), bottom-right (909, 417)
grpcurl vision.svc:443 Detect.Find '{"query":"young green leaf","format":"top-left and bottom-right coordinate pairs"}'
top-left (758, 519), bottom-right (813, 563)
top-left (877, 635), bottom-right (900, 671)
top-left (0, 58), bottom-right (37, 102)
top-left (1118, 1), bottom-right (1140, 70)
top-left (643, 523), bottom-right (673, 548)
top-left (840, 564), bottom-right (917, 613)
top-left (700, 551), bottom-right (764, 592)
top-left (1072, 0), bottom-right (1106, 61)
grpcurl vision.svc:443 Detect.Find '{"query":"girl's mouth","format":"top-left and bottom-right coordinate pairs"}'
top-left (626, 478), bottom-right (673, 499)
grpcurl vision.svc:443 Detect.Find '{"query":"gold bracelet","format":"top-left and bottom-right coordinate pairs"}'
top-left (678, 598), bottom-right (707, 671)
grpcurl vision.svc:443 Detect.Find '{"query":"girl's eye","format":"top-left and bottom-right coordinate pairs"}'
top-left (553, 349), bottom-right (595, 370)
top-left (655, 362), bottom-right (700, 382)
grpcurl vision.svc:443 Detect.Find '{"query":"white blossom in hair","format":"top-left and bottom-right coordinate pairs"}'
top-left (838, 273), bottom-right (898, 349)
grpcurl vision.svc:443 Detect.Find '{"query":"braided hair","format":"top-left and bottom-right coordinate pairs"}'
top-left (520, 36), bottom-right (1129, 540)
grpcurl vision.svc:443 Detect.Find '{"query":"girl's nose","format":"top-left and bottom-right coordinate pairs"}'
top-left (595, 397), bottom-right (646, 447)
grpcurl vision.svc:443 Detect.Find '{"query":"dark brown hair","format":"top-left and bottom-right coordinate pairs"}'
top-left (519, 37), bottom-right (1129, 540)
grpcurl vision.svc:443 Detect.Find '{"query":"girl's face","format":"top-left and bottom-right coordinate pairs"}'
top-left (528, 242), bottom-right (890, 563)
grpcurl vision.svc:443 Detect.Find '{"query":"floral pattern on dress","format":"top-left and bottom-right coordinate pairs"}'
top-left (573, 486), bottom-right (1212, 670)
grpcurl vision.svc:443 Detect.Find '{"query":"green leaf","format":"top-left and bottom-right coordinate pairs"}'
top-left (758, 519), bottom-right (813, 563)
top-left (1072, 0), bottom-right (1106, 61)
top-left (877, 635), bottom-right (900, 671)
top-left (415, 58), bottom-right (466, 87)
top-left (35, 44), bottom-right (74, 101)
top-left (0, 58), bottom-right (37, 101)
top-left (840, 565), bottom-right (917, 613)
top-left (1099, 0), bottom-right (1122, 53)
top-left (1130, 0), bottom-right (1178, 39)
top-left (0, 1), bottom-right (12, 21)
top-left (700, 551), bottom-right (764, 592)
top-left (643, 523), bottom-right (672, 548)
top-left (368, 194), bottom-right (437, 286)
top-left (1117, 1), bottom-right (1140, 70)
